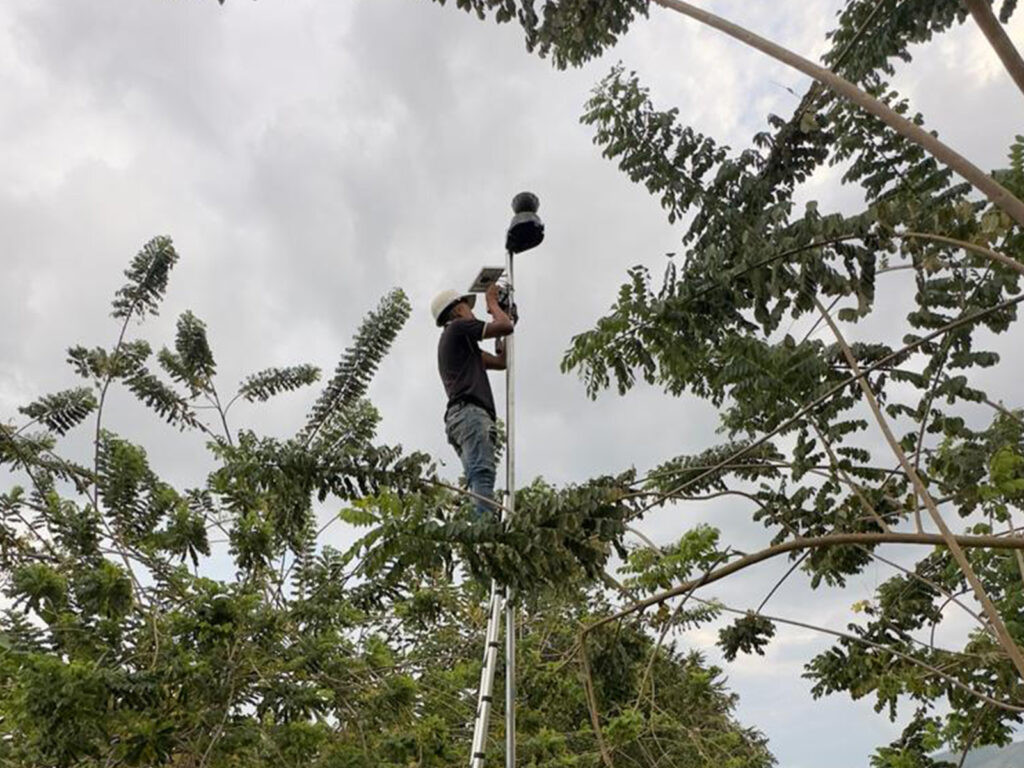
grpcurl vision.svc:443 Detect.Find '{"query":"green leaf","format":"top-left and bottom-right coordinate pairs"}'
top-left (166, 310), bottom-right (217, 394)
top-left (238, 365), bottom-right (321, 402)
top-left (111, 236), bottom-right (178, 320)
top-left (18, 388), bottom-right (97, 435)
top-left (718, 613), bottom-right (776, 661)
top-left (338, 504), bottom-right (379, 527)
top-left (303, 289), bottom-right (410, 442)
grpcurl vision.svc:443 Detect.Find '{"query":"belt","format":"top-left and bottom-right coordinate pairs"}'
top-left (445, 399), bottom-right (493, 420)
top-left (445, 399), bottom-right (473, 417)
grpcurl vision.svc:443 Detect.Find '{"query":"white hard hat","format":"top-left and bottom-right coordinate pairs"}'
top-left (430, 289), bottom-right (476, 326)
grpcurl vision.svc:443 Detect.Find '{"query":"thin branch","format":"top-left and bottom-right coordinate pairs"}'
top-left (957, 704), bottom-right (991, 768)
top-left (634, 551), bottom-right (733, 708)
top-left (423, 478), bottom-right (514, 519)
top-left (579, 638), bottom-right (615, 768)
top-left (756, 551), bottom-right (810, 614)
top-left (641, 460), bottom-right (904, 486)
top-left (813, 295), bottom-right (1024, 679)
top-left (811, 421), bottom-right (892, 533)
top-left (684, 231), bottom-right (1020, 330)
top-left (87, 254), bottom-right (181, 607)
top-left (626, 525), bottom-right (662, 553)
top-left (973, 391), bottom-right (1024, 424)
top-left (197, 639), bottom-right (243, 768)
top-left (911, 339), bottom-right (953, 533)
top-left (652, 0), bottom-right (1024, 227)
top-left (624, 487), bottom-right (771, 514)
top-left (207, 384), bottom-right (234, 448)
top-left (690, 597), bottom-right (1024, 714)
top-left (751, 0), bottom-right (894, 191)
top-left (932, 588), bottom-right (974, 652)
top-left (582, 531), bottom-right (1024, 637)
top-left (795, 294), bottom-right (841, 344)
top-left (865, 548), bottom-right (991, 636)
top-left (92, 323), bottom-right (149, 603)
top-left (902, 231), bottom-right (1024, 278)
top-left (222, 391), bottom-right (244, 416)
top-left (909, 258), bottom-right (996, 536)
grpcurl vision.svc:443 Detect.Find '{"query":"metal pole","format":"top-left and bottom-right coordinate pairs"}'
top-left (504, 249), bottom-right (516, 768)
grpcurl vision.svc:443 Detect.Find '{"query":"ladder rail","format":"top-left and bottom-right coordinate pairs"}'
top-left (469, 582), bottom-right (504, 767)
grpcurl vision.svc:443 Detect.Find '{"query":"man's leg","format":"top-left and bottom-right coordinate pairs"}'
top-left (445, 405), bottom-right (498, 520)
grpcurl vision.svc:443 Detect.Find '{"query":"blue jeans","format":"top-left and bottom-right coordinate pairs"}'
top-left (445, 403), bottom-right (498, 520)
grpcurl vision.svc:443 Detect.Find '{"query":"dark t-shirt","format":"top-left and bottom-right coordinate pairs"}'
top-left (438, 318), bottom-right (495, 419)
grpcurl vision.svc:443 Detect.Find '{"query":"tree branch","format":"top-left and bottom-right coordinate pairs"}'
top-left (813, 295), bottom-right (1024, 679)
top-left (902, 231), bottom-right (1024, 278)
top-left (579, 638), bottom-right (615, 768)
top-left (865, 548), bottom-right (992, 636)
top-left (583, 531), bottom-right (1024, 636)
top-left (965, 0), bottom-right (1024, 99)
top-left (652, 0), bottom-right (1024, 227)
top-left (690, 597), bottom-right (1024, 714)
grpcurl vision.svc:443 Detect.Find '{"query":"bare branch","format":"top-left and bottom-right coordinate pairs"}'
top-left (582, 531), bottom-right (1024, 637)
top-left (965, 0), bottom-right (1024, 99)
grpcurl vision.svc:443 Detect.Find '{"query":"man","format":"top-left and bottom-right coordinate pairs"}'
top-left (432, 283), bottom-right (514, 520)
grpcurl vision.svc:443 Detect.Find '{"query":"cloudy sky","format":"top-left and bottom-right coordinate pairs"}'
top-left (2, 1), bottom-right (1023, 766)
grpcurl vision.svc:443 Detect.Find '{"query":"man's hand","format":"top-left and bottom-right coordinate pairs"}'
top-left (485, 283), bottom-right (500, 315)
top-left (482, 283), bottom-right (514, 339)
top-left (482, 336), bottom-right (506, 370)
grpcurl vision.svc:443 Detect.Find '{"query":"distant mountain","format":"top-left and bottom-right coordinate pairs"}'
top-left (934, 741), bottom-right (1024, 768)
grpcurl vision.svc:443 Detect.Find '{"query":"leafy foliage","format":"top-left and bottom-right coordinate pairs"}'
top-left (18, 387), bottom-right (97, 436)
top-left (158, 310), bottom-right (217, 396)
top-left (238, 364), bottom-right (321, 402)
top-left (424, 0), bottom-right (650, 69)
top-left (718, 614), bottom-right (776, 662)
top-left (111, 236), bottom-right (179, 320)
top-left (869, 715), bottom-right (955, 768)
top-left (341, 473), bottom-right (637, 596)
top-left (14, 1), bottom-right (1024, 764)
top-left (303, 288), bottom-right (410, 443)
top-left (621, 524), bottom-right (723, 593)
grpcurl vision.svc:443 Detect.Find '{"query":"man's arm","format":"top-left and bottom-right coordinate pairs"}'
top-left (481, 337), bottom-right (506, 370)
top-left (482, 283), bottom-right (514, 339)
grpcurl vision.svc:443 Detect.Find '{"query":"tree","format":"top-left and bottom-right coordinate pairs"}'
top-left (0, 236), bottom-right (421, 766)
top-left (0, 238), bottom-right (770, 766)
top-left (411, 1), bottom-right (1024, 765)
top-left (345, 578), bottom-right (774, 768)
